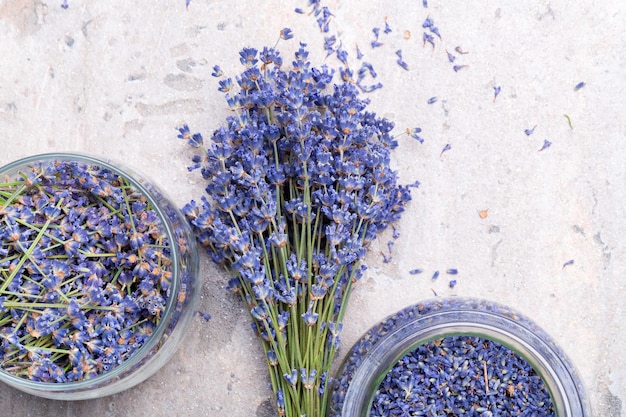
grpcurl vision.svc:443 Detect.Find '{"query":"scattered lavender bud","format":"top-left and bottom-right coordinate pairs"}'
top-left (371, 40), bottom-right (383, 48)
top-left (455, 46), bottom-right (469, 54)
top-left (358, 62), bottom-right (377, 79)
top-left (440, 143), bottom-right (451, 156)
top-left (396, 59), bottom-right (409, 71)
top-left (406, 127), bottom-right (424, 143)
top-left (446, 268), bottom-right (458, 275)
top-left (574, 81), bottom-right (586, 91)
top-left (453, 64), bottom-right (469, 72)
top-left (422, 17), bottom-right (434, 29)
top-left (316, 6), bottom-right (333, 33)
top-left (538, 139), bottom-right (552, 152)
top-left (562, 259), bottom-right (575, 269)
top-left (294, 7), bottom-right (304, 14)
top-left (394, 49), bottom-right (409, 70)
top-left (186, 0), bottom-right (191, 9)
top-left (356, 44), bottom-right (364, 60)
top-left (197, 311), bottom-right (212, 321)
top-left (323, 36), bottom-right (337, 58)
top-left (384, 18), bottom-right (392, 34)
top-left (423, 0), bottom-right (428, 7)
top-left (493, 85), bottom-right (501, 101)
top-left (432, 271), bottom-right (440, 281)
top-left (407, 180), bottom-right (421, 188)
top-left (409, 269), bottom-right (423, 275)
top-left (211, 65), bottom-right (223, 77)
top-left (427, 96), bottom-right (437, 104)
top-left (280, 27), bottom-right (294, 40)
top-left (430, 26), bottom-right (441, 39)
top-left (524, 125), bottom-right (537, 136)
top-left (61, 0), bottom-right (69, 9)
top-left (358, 82), bottom-right (383, 92)
top-left (446, 50), bottom-right (456, 62)
top-left (449, 279), bottom-right (457, 288)
top-left (336, 46), bottom-right (349, 66)
top-left (423, 32), bottom-right (435, 48)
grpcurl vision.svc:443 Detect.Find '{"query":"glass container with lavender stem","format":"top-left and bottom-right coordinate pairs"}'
top-left (0, 153), bottom-right (199, 400)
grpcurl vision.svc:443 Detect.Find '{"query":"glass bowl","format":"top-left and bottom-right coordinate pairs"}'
top-left (329, 297), bottom-right (591, 416)
top-left (0, 153), bottom-right (199, 400)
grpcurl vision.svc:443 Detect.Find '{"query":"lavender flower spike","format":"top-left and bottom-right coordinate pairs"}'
top-left (178, 35), bottom-right (412, 417)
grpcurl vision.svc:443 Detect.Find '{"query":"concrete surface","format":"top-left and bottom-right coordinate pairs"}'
top-left (0, 0), bottom-right (624, 416)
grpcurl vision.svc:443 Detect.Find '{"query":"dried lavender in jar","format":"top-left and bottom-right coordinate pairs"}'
top-left (370, 335), bottom-right (555, 416)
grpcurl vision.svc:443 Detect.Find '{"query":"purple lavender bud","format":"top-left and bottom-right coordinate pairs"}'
top-left (280, 28), bottom-right (294, 41)
top-left (524, 125), bottom-right (537, 136)
top-left (396, 59), bottom-right (409, 71)
top-left (197, 311), bottom-right (211, 321)
top-left (423, 32), bottom-right (435, 48)
top-left (493, 86), bottom-right (501, 101)
top-left (283, 369), bottom-right (298, 387)
top-left (538, 139), bottom-right (552, 152)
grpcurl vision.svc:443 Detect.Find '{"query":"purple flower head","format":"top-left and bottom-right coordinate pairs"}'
top-left (211, 65), bottom-right (223, 77)
top-left (239, 47), bottom-right (258, 68)
top-left (302, 309), bottom-right (319, 326)
top-left (280, 27), bottom-right (294, 41)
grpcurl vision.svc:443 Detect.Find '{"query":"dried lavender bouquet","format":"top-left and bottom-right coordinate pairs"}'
top-left (179, 34), bottom-right (411, 416)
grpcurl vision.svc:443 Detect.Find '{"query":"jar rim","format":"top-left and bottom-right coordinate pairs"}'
top-left (0, 152), bottom-right (182, 392)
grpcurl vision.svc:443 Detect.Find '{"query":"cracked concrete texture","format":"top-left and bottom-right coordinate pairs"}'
top-left (0, 0), bottom-right (624, 416)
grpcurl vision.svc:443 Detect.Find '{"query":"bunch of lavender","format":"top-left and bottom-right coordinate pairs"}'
top-left (0, 159), bottom-right (172, 382)
top-left (179, 37), bottom-right (411, 416)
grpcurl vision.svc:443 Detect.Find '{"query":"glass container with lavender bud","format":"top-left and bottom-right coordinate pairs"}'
top-left (0, 153), bottom-right (199, 400)
top-left (329, 297), bottom-right (591, 416)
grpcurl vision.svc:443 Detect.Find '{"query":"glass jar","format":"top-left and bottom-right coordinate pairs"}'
top-left (0, 153), bottom-right (199, 400)
top-left (329, 297), bottom-right (591, 416)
